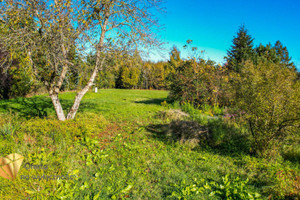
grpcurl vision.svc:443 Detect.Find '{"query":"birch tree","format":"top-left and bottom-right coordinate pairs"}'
top-left (0, 0), bottom-right (163, 120)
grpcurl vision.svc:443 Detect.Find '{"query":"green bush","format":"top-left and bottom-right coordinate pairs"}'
top-left (169, 59), bottom-right (231, 107)
top-left (232, 61), bottom-right (300, 156)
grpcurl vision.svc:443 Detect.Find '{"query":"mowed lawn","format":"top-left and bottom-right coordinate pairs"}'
top-left (0, 89), bottom-right (299, 199)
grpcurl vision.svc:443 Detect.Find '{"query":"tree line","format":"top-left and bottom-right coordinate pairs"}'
top-left (168, 26), bottom-right (300, 156)
top-left (1, 24), bottom-right (298, 102)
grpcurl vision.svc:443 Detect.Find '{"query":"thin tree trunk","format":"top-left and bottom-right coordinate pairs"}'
top-left (66, 56), bottom-right (105, 119)
top-left (66, 14), bottom-right (109, 120)
top-left (50, 93), bottom-right (66, 121)
top-left (47, 63), bottom-right (69, 121)
top-left (66, 65), bottom-right (98, 119)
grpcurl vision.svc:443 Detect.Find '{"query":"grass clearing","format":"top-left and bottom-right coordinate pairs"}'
top-left (0, 89), bottom-right (299, 199)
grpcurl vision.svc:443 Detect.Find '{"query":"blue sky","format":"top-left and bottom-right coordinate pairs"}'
top-left (150, 0), bottom-right (300, 70)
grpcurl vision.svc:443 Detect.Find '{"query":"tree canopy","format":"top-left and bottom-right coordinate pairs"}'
top-left (0, 0), bottom-right (163, 120)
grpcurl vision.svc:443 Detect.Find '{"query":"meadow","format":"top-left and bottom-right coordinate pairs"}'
top-left (0, 89), bottom-right (299, 199)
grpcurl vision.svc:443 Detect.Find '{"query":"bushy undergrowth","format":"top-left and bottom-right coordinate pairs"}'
top-left (171, 101), bottom-right (300, 199)
top-left (169, 57), bottom-right (300, 157)
top-left (232, 61), bottom-right (300, 156)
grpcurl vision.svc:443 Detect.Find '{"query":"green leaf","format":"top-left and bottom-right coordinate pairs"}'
top-left (121, 184), bottom-right (133, 194)
top-left (93, 191), bottom-right (101, 200)
top-left (25, 190), bottom-right (35, 194)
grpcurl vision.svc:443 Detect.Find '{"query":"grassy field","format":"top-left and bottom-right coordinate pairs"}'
top-left (0, 89), bottom-right (299, 199)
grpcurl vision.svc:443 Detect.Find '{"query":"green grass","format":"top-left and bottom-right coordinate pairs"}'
top-left (0, 89), bottom-right (299, 199)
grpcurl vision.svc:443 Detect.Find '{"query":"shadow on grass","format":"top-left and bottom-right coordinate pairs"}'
top-left (0, 96), bottom-right (53, 118)
top-left (135, 98), bottom-right (169, 106)
top-left (146, 123), bottom-right (171, 143)
top-left (146, 119), bottom-right (252, 157)
top-left (0, 96), bottom-right (100, 119)
top-left (282, 148), bottom-right (300, 164)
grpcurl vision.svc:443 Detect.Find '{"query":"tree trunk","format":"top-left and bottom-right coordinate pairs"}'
top-left (66, 55), bottom-right (105, 120)
top-left (50, 93), bottom-right (66, 121)
top-left (66, 15), bottom-right (109, 120)
top-left (66, 63), bottom-right (100, 119)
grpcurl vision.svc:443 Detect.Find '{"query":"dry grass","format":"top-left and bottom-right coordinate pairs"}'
top-left (167, 120), bottom-right (209, 147)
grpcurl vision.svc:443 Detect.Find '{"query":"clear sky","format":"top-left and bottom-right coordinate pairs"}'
top-left (150, 0), bottom-right (300, 70)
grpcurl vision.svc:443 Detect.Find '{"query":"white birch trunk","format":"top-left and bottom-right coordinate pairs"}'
top-left (66, 16), bottom-right (109, 120)
top-left (66, 65), bottom-right (99, 119)
top-left (50, 93), bottom-right (66, 121)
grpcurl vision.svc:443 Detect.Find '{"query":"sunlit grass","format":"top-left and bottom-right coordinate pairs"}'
top-left (0, 89), bottom-right (299, 199)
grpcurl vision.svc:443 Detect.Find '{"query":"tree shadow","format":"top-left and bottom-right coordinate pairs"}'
top-left (145, 118), bottom-right (252, 157)
top-left (281, 148), bottom-right (300, 164)
top-left (0, 95), bottom-right (99, 119)
top-left (146, 123), bottom-right (171, 143)
top-left (0, 96), bottom-right (53, 118)
top-left (134, 98), bottom-right (169, 106)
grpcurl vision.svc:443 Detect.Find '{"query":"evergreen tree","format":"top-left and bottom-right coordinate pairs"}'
top-left (255, 43), bottom-right (280, 64)
top-left (274, 40), bottom-right (296, 70)
top-left (254, 40), bottom-right (296, 70)
top-left (225, 25), bottom-right (255, 72)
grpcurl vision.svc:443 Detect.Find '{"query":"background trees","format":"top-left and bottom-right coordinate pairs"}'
top-left (225, 25), bottom-right (296, 73)
top-left (255, 40), bottom-right (296, 70)
top-left (225, 25), bottom-right (255, 72)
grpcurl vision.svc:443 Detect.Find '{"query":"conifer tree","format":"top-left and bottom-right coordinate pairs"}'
top-left (254, 40), bottom-right (296, 70)
top-left (225, 25), bottom-right (255, 72)
top-left (255, 43), bottom-right (279, 64)
top-left (274, 40), bottom-right (296, 70)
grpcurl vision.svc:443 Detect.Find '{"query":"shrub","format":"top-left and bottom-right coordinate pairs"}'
top-left (169, 59), bottom-right (231, 107)
top-left (232, 61), bottom-right (300, 156)
top-left (272, 169), bottom-right (300, 199)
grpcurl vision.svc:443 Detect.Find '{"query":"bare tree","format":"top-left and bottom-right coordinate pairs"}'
top-left (0, 0), bottom-right (163, 120)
